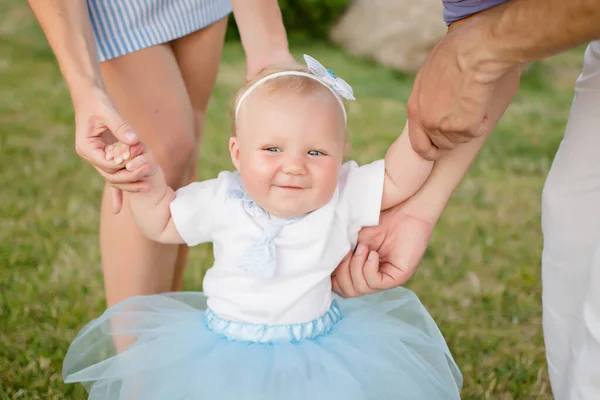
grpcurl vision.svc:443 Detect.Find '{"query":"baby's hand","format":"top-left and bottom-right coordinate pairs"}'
top-left (105, 142), bottom-right (158, 186)
top-left (123, 152), bottom-right (158, 178)
top-left (105, 142), bottom-right (132, 165)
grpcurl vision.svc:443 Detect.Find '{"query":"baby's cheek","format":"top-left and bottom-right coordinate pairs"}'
top-left (315, 167), bottom-right (339, 205)
top-left (245, 180), bottom-right (263, 198)
top-left (240, 167), bottom-right (269, 200)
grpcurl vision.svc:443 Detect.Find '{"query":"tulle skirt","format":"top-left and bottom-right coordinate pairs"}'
top-left (63, 288), bottom-right (462, 399)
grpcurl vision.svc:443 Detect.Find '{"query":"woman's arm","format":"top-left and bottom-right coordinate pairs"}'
top-left (28, 0), bottom-right (144, 212)
top-left (230, 0), bottom-right (296, 79)
top-left (27, 0), bottom-right (104, 104)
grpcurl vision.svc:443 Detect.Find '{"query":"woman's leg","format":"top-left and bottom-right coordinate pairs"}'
top-left (98, 43), bottom-right (195, 306)
top-left (169, 17), bottom-right (229, 291)
top-left (98, 18), bottom-right (227, 305)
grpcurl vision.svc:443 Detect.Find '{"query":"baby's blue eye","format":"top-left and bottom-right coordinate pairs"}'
top-left (308, 150), bottom-right (323, 156)
top-left (265, 147), bottom-right (281, 153)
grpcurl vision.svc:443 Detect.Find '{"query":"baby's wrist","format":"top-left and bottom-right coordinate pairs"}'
top-left (146, 167), bottom-right (168, 192)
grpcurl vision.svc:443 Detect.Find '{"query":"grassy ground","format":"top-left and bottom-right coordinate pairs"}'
top-left (0, 2), bottom-right (588, 399)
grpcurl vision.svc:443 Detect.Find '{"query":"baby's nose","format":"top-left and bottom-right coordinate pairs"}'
top-left (282, 155), bottom-right (307, 175)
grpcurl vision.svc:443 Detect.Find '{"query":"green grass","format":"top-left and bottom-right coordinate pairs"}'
top-left (0, 2), bottom-right (587, 399)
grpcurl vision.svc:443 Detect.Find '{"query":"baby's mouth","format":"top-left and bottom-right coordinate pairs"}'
top-left (276, 185), bottom-right (304, 190)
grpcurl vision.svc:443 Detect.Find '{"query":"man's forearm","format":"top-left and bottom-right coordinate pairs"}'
top-left (461, 0), bottom-right (600, 80)
top-left (490, 0), bottom-right (600, 63)
top-left (28, 0), bottom-right (104, 104)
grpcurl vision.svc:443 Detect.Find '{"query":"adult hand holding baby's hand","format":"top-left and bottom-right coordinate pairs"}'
top-left (74, 88), bottom-right (146, 213)
top-left (105, 142), bottom-right (158, 191)
top-left (332, 205), bottom-right (434, 298)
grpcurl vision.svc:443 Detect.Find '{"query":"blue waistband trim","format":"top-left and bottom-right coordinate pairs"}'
top-left (205, 301), bottom-right (342, 343)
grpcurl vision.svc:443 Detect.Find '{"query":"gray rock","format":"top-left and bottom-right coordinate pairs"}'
top-left (330, 0), bottom-right (447, 72)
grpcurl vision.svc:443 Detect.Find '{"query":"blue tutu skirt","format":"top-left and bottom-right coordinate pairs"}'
top-left (63, 288), bottom-right (462, 399)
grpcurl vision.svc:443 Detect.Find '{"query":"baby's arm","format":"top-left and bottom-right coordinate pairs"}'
top-left (107, 143), bottom-right (184, 244)
top-left (381, 123), bottom-right (433, 210)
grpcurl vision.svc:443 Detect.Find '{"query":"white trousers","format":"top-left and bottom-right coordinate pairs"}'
top-left (542, 40), bottom-right (600, 400)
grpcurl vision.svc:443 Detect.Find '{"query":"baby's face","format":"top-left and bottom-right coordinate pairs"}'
top-left (230, 89), bottom-right (346, 218)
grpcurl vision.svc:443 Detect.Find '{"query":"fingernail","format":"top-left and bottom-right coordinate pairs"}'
top-left (125, 161), bottom-right (133, 171)
top-left (355, 244), bottom-right (365, 255)
top-left (125, 131), bottom-right (138, 142)
top-left (122, 152), bottom-right (130, 160)
top-left (115, 156), bottom-right (122, 164)
top-left (368, 251), bottom-right (376, 261)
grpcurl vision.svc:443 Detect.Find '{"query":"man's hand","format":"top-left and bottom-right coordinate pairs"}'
top-left (406, 17), bottom-right (511, 160)
top-left (332, 205), bottom-right (435, 298)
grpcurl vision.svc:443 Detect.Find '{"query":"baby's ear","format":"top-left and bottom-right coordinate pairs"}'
top-left (229, 136), bottom-right (241, 171)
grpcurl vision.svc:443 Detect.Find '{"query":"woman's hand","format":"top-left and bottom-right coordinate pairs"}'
top-left (74, 87), bottom-right (148, 212)
top-left (230, 0), bottom-right (297, 81)
top-left (245, 50), bottom-right (297, 80)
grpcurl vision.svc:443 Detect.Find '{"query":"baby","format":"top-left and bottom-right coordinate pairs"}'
top-left (64, 55), bottom-right (462, 400)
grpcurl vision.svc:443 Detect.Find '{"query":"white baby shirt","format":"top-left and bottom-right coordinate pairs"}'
top-left (170, 160), bottom-right (385, 325)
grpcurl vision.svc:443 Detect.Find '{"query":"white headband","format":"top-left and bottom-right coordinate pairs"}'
top-left (235, 54), bottom-right (355, 121)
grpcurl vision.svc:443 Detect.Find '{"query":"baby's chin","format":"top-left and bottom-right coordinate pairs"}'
top-left (262, 200), bottom-right (326, 219)
top-left (263, 205), bottom-right (314, 219)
